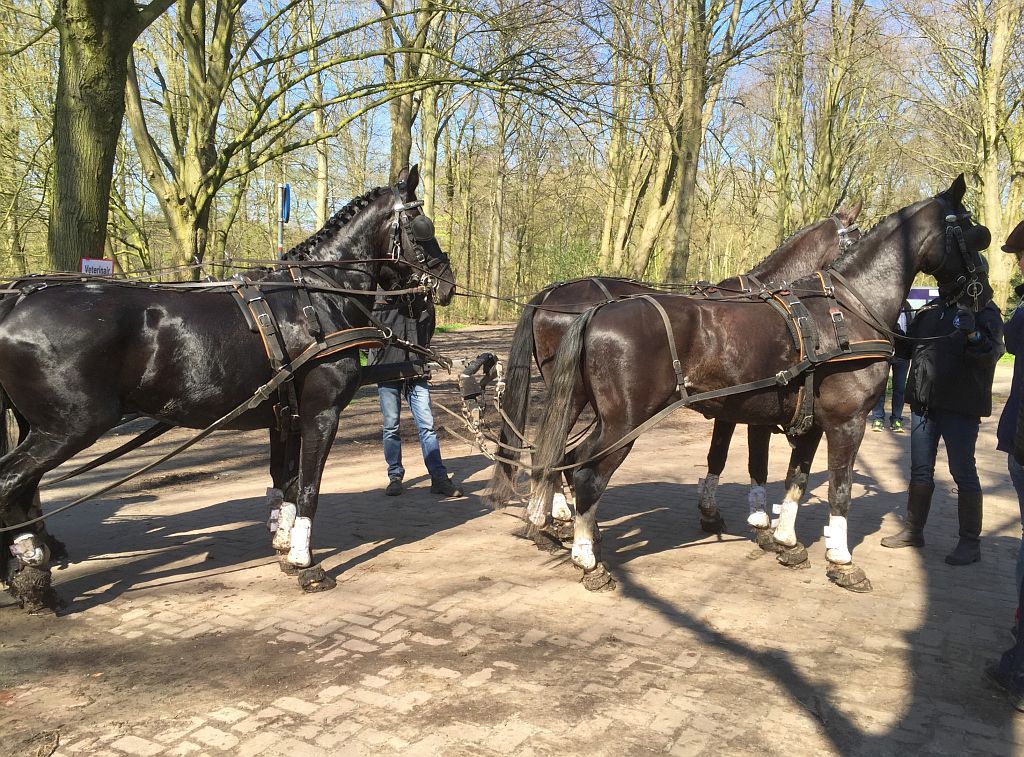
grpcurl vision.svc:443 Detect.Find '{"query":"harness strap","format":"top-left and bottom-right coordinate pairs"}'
top-left (639, 295), bottom-right (687, 398)
top-left (591, 277), bottom-right (615, 301)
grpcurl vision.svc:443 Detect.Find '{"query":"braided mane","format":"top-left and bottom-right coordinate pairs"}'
top-left (282, 186), bottom-right (388, 260)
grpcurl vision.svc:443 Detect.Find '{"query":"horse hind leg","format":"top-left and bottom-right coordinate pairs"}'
top-left (268, 428), bottom-right (300, 574)
top-left (760, 429), bottom-right (822, 569)
top-left (697, 420), bottom-right (734, 534)
top-left (568, 438), bottom-right (635, 592)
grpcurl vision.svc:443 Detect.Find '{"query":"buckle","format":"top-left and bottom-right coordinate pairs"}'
top-left (302, 305), bottom-right (316, 320)
top-left (829, 308), bottom-right (844, 323)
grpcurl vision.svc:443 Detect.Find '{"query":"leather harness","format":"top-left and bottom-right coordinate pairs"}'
top-left (636, 270), bottom-right (893, 436)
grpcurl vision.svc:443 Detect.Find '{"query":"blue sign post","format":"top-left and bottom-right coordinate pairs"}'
top-left (277, 183), bottom-right (291, 254)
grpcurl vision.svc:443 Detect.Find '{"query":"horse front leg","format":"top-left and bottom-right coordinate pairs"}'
top-left (756, 428), bottom-right (821, 569)
top-left (822, 420), bottom-right (873, 593)
top-left (282, 364), bottom-right (358, 593)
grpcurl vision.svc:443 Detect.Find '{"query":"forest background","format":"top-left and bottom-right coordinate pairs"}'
top-left (2, 0), bottom-right (1023, 323)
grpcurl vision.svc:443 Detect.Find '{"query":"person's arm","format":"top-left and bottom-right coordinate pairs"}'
top-left (961, 305), bottom-right (1005, 367)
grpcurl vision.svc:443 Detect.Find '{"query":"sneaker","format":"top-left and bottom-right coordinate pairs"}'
top-left (385, 478), bottom-right (403, 496)
top-left (871, 419), bottom-right (885, 432)
top-left (891, 419), bottom-right (904, 433)
top-left (430, 476), bottom-right (463, 497)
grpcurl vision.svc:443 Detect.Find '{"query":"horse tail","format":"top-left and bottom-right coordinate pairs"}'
top-left (529, 307), bottom-right (595, 505)
top-left (486, 290), bottom-right (545, 507)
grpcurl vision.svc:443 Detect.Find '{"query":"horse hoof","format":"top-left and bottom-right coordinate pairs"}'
top-left (826, 563), bottom-right (873, 593)
top-left (529, 526), bottom-right (566, 554)
top-left (776, 543), bottom-right (810, 569)
top-left (581, 564), bottom-right (616, 592)
top-left (551, 518), bottom-right (575, 543)
top-left (278, 555), bottom-right (300, 575)
top-left (8, 566), bottom-right (63, 614)
top-left (700, 511), bottom-right (726, 535)
top-left (753, 527), bottom-right (781, 553)
top-left (298, 565), bottom-right (336, 593)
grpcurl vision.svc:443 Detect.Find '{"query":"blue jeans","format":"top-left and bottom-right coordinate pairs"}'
top-left (909, 409), bottom-right (981, 492)
top-left (871, 358), bottom-right (909, 422)
top-left (1009, 455), bottom-right (1024, 594)
top-left (378, 379), bottom-right (447, 481)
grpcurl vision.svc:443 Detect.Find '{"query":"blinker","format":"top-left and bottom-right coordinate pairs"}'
top-left (409, 215), bottom-right (436, 242)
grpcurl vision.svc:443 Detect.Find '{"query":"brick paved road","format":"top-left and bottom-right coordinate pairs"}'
top-left (1, 328), bottom-right (1021, 756)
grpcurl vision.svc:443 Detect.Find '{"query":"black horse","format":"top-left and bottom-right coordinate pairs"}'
top-left (529, 177), bottom-right (990, 593)
top-left (488, 204), bottom-right (863, 535)
top-left (0, 166), bottom-right (455, 613)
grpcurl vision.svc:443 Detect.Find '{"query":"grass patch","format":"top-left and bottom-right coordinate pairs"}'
top-left (436, 323), bottom-right (468, 333)
top-left (1000, 351), bottom-right (1016, 364)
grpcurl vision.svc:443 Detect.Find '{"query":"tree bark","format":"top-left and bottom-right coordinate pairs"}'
top-left (48, 0), bottom-right (174, 271)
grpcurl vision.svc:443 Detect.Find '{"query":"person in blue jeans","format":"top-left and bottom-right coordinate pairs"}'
top-left (880, 257), bottom-right (1004, 565)
top-left (870, 300), bottom-right (913, 432)
top-left (367, 293), bottom-right (462, 498)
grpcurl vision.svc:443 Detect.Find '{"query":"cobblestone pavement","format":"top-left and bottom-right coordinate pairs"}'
top-left (1, 327), bottom-right (1022, 756)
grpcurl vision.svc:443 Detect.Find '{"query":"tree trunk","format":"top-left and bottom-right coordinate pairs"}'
top-left (48, 1), bottom-right (139, 270)
top-left (48, 0), bottom-right (172, 272)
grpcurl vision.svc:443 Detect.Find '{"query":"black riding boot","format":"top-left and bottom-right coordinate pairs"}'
top-left (945, 490), bottom-right (982, 565)
top-left (881, 483), bottom-right (933, 548)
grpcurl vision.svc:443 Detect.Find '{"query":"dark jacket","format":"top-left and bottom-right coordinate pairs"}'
top-left (905, 298), bottom-right (1004, 417)
top-left (997, 284), bottom-right (1024, 453)
top-left (366, 294), bottom-right (435, 373)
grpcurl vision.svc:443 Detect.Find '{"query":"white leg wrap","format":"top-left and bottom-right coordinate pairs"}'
top-left (287, 516), bottom-right (313, 567)
top-left (747, 484), bottom-right (770, 529)
top-left (571, 539), bottom-right (597, 571)
top-left (771, 500), bottom-right (799, 547)
top-left (11, 533), bottom-right (47, 567)
top-left (697, 474), bottom-right (719, 512)
top-left (272, 502), bottom-right (297, 551)
top-left (824, 515), bottom-right (852, 564)
top-left (552, 492), bottom-right (573, 521)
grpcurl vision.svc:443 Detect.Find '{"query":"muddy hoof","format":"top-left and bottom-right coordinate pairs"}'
top-left (278, 555), bottom-right (300, 575)
top-left (551, 518), bottom-right (575, 543)
top-left (826, 562), bottom-right (873, 593)
top-left (776, 543), bottom-right (810, 569)
top-left (753, 527), bottom-right (781, 553)
top-left (8, 566), bottom-right (63, 614)
top-left (580, 563), bottom-right (616, 592)
top-left (529, 527), bottom-right (566, 554)
top-left (700, 511), bottom-right (726, 535)
top-left (298, 564), bottom-right (336, 593)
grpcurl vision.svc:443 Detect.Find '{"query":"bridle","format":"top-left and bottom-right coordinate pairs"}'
top-left (833, 215), bottom-right (860, 252)
top-left (921, 203), bottom-right (987, 311)
top-left (388, 184), bottom-right (450, 301)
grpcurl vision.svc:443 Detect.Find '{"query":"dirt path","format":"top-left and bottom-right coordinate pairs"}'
top-left (0, 327), bottom-right (1021, 756)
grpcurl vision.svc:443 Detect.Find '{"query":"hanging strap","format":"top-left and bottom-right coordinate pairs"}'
top-left (638, 295), bottom-right (687, 397)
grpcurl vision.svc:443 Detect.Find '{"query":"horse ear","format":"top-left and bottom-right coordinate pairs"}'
top-left (946, 174), bottom-right (967, 202)
top-left (406, 165), bottom-right (420, 195)
top-left (396, 166), bottom-right (410, 185)
top-left (837, 199), bottom-right (863, 225)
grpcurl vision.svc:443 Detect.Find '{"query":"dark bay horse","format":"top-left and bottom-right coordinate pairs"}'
top-left (0, 166), bottom-right (455, 612)
top-left (488, 204), bottom-right (863, 535)
top-left (529, 177), bottom-right (990, 593)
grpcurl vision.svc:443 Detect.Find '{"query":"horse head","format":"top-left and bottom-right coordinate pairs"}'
top-left (922, 174), bottom-right (993, 312)
top-left (383, 165), bottom-right (457, 306)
